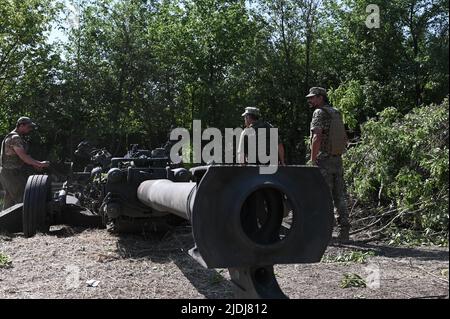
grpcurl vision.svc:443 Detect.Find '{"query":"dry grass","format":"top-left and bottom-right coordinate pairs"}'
top-left (0, 226), bottom-right (448, 299)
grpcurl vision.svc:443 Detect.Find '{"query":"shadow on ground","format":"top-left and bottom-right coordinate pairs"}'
top-left (49, 225), bottom-right (99, 238)
top-left (115, 225), bottom-right (234, 298)
top-left (332, 239), bottom-right (449, 261)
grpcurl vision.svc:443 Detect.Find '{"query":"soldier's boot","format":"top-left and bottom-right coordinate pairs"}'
top-left (337, 226), bottom-right (350, 243)
top-left (335, 199), bottom-right (350, 243)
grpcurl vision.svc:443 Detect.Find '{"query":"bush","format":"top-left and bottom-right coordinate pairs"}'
top-left (344, 98), bottom-right (449, 242)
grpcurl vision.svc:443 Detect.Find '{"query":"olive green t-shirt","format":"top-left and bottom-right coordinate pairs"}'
top-left (0, 131), bottom-right (27, 169)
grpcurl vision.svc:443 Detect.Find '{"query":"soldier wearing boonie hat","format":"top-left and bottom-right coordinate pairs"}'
top-left (241, 107), bottom-right (261, 117)
top-left (237, 107), bottom-right (285, 165)
top-left (306, 87), bottom-right (350, 242)
top-left (0, 116), bottom-right (49, 209)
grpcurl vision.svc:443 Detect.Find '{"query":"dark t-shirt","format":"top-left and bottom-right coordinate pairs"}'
top-left (240, 120), bottom-right (278, 164)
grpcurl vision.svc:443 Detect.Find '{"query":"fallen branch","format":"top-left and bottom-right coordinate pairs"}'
top-left (392, 259), bottom-right (449, 285)
top-left (350, 194), bottom-right (448, 236)
top-left (350, 206), bottom-right (413, 235)
top-left (349, 198), bottom-right (359, 217)
top-left (352, 207), bottom-right (397, 223)
top-left (369, 208), bottom-right (424, 235)
top-left (413, 265), bottom-right (449, 285)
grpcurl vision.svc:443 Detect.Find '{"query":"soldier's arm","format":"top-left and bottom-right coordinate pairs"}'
top-left (310, 109), bottom-right (325, 165)
top-left (278, 143), bottom-right (285, 165)
top-left (310, 128), bottom-right (323, 164)
top-left (12, 146), bottom-right (49, 169)
top-left (237, 131), bottom-right (246, 164)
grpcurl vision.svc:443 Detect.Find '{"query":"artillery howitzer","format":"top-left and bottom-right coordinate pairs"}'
top-left (0, 142), bottom-right (333, 298)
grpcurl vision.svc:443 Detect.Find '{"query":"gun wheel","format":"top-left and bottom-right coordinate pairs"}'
top-left (23, 175), bottom-right (51, 238)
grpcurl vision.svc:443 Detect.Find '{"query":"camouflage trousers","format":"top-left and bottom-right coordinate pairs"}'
top-left (0, 167), bottom-right (29, 210)
top-left (317, 155), bottom-right (350, 230)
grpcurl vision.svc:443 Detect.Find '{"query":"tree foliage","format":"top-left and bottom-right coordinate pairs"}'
top-left (345, 98), bottom-right (449, 242)
top-left (0, 0), bottom-right (448, 242)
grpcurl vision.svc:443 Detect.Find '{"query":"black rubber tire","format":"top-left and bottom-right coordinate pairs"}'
top-left (23, 175), bottom-right (51, 238)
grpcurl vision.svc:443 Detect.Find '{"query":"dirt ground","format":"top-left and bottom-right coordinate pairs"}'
top-left (0, 225), bottom-right (448, 299)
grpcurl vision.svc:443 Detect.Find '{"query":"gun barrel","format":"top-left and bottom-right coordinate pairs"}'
top-left (137, 179), bottom-right (196, 220)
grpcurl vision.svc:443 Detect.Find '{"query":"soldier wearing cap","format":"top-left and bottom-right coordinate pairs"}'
top-left (237, 107), bottom-right (285, 165)
top-left (0, 117), bottom-right (49, 209)
top-left (306, 87), bottom-right (350, 241)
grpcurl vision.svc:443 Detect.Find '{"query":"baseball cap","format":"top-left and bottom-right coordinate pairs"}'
top-left (16, 116), bottom-right (37, 128)
top-left (306, 87), bottom-right (327, 98)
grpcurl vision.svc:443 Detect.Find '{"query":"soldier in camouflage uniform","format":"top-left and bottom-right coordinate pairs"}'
top-left (0, 117), bottom-right (49, 209)
top-left (306, 87), bottom-right (350, 241)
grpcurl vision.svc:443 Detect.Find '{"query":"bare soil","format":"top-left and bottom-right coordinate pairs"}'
top-left (0, 225), bottom-right (448, 299)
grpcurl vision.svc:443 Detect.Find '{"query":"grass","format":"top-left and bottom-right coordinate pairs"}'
top-left (0, 252), bottom-right (12, 268)
top-left (321, 250), bottom-right (376, 264)
top-left (340, 273), bottom-right (366, 288)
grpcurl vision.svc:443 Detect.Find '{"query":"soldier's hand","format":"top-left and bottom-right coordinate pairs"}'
top-left (307, 159), bottom-right (318, 166)
top-left (34, 161), bottom-right (50, 170)
top-left (41, 161), bottom-right (50, 168)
